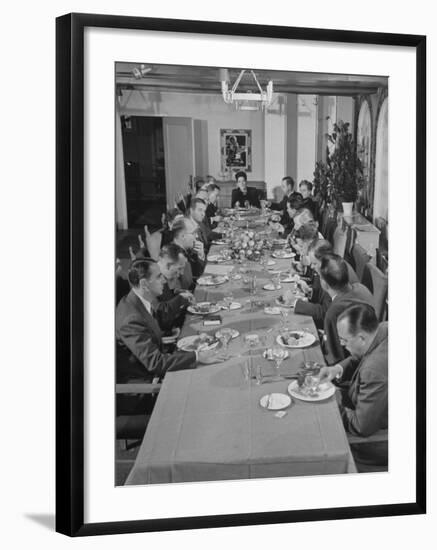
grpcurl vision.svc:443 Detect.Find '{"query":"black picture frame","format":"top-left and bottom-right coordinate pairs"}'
top-left (56, 12), bottom-right (426, 537)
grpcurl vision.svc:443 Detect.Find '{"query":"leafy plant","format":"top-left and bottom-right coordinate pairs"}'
top-left (313, 120), bottom-right (364, 210)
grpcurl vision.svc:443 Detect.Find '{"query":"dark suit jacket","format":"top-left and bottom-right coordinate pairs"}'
top-left (155, 281), bottom-right (190, 331)
top-left (115, 290), bottom-right (196, 383)
top-left (231, 187), bottom-right (261, 208)
top-left (338, 323), bottom-right (388, 437)
top-left (324, 283), bottom-right (375, 365)
top-left (206, 202), bottom-right (218, 226)
top-left (294, 263), bottom-right (359, 329)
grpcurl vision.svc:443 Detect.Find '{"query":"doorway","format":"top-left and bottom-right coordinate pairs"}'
top-left (121, 116), bottom-right (167, 230)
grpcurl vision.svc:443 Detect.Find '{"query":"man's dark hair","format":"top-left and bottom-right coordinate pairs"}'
top-left (309, 239), bottom-right (333, 260)
top-left (235, 170), bottom-right (247, 182)
top-left (171, 218), bottom-right (188, 240)
top-left (194, 179), bottom-right (205, 192)
top-left (320, 254), bottom-right (350, 291)
top-left (287, 195), bottom-right (304, 210)
top-left (294, 221), bottom-right (319, 242)
top-left (337, 303), bottom-right (379, 336)
top-left (128, 259), bottom-right (156, 287)
top-left (190, 197), bottom-right (206, 210)
top-left (159, 243), bottom-right (185, 263)
top-left (282, 176), bottom-right (295, 189)
top-left (299, 179), bottom-right (313, 192)
top-left (207, 183), bottom-right (221, 193)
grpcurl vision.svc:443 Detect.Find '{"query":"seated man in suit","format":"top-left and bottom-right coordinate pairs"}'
top-left (270, 176), bottom-right (303, 226)
top-left (292, 241), bottom-right (360, 329)
top-left (277, 195), bottom-right (304, 237)
top-left (298, 180), bottom-right (318, 217)
top-left (319, 303), bottom-right (388, 471)
top-left (155, 243), bottom-right (194, 331)
top-left (319, 254), bottom-right (375, 365)
top-left (116, 258), bottom-right (224, 384)
top-left (189, 197), bottom-right (222, 253)
top-left (231, 171), bottom-right (261, 208)
top-left (171, 217), bottom-right (206, 290)
top-left (205, 183), bottom-right (222, 227)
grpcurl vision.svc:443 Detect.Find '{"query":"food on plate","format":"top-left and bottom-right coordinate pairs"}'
top-left (281, 331), bottom-right (305, 346)
top-left (192, 302), bottom-right (214, 313)
top-left (183, 333), bottom-right (217, 351)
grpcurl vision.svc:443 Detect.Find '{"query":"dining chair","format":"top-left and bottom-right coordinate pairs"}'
top-left (333, 225), bottom-right (347, 257)
top-left (347, 428), bottom-right (388, 445)
top-left (116, 381), bottom-right (161, 448)
top-left (361, 262), bottom-right (389, 321)
top-left (351, 243), bottom-right (371, 281)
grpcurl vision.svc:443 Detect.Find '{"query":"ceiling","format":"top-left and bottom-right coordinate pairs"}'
top-left (115, 62), bottom-right (388, 96)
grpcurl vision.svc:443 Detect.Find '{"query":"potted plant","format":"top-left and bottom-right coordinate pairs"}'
top-left (326, 120), bottom-right (364, 216)
top-left (314, 120), bottom-right (364, 217)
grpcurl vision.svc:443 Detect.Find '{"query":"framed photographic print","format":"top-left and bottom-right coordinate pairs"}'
top-left (221, 128), bottom-right (252, 173)
top-left (56, 13), bottom-right (426, 537)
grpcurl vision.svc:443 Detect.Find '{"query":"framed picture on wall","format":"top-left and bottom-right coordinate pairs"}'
top-left (56, 12), bottom-right (426, 537)
top-left (220, 128), bottom-right (252, 173)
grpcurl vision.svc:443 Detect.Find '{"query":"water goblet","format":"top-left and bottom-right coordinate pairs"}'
top-left (272, 347), bottom-right (287, 380)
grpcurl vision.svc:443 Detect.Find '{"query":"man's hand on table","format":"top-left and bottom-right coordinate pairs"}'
top-left (319, 365), bottom-right (343, 384)
top-left (297, 279), bottom-right (311, 295)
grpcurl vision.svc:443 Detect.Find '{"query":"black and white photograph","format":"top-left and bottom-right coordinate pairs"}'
top-left (114, 62), bottom-right (389, 486)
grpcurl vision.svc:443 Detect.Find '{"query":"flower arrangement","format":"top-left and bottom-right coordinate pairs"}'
top-left (230, 230), bottom-right (269, 261)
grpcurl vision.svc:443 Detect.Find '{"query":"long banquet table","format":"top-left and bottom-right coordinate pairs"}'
top-left (126, 216), bottom-right (356, 485)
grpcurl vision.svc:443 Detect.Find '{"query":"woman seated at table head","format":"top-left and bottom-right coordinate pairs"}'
top-left (231, 170), bottom-right (261, 208)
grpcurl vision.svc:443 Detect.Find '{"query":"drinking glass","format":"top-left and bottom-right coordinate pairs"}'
top-left (272, 347), bottom-right (287, 380)
top-left (279, 307), bottom-right (289, 328)
top-left (244, 333), bottom-right (260, 352)
top-left (254, 364), bottom-right (263, 385)
top-left (304, 372), bottom-right (320, 394)
top-left (217, 328), bottom-right (233, 358)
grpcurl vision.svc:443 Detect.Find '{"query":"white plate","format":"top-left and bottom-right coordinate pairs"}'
top-left (208, 255), bottom-right (226, 262)
top-left (211, 240), bottom-right (228, 245)
top-left (273, 239), bottom-right (287, 245)
top-left (219, 301), bottom-right (242, 311)
top-left (288, 380), bottom-right (335, 402)
top-left (263, 283), bottom-right (282, 291)
top-left (187, 302), bottom-right (221, 315)
top-left (260, 393), bottom-right (292, 410)
top-left (275, 297), bottom-right (295, 308)
top-left (264, 306), bottom-right (281, 315)
top-left (279, 274), bottom-right (299, 283)
top-left (272, 251), bottom-right (296, 259)
top-left (215, 328), bottom-right (240, 339)
top-left (177, 334), bottom-right (220, 352)
top-left (197, 275), bottom-right (228, 286)
top-left (266, 259), bottom-right (276, 266)
top-left (276, 331), bottom-right (316, 348)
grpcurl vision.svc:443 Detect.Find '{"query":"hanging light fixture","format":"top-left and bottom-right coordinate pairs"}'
top-left (221, 69), bottom-right (274, 111)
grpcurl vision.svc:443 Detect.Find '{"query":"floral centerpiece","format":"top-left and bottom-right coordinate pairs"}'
top-left (230, 230), bottom-right (269, 261)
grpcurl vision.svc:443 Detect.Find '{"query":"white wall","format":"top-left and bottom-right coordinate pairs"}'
top-left (119, 90), bottom-right (266, 181)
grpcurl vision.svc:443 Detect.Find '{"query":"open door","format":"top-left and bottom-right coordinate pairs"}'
top-left (163, 117), bottom-right (195, 209)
